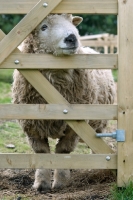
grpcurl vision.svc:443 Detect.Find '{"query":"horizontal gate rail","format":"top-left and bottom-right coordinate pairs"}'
top-left (0, 0), bottom-right (118, 14)
top-left (1, 52), bottom-right (118, 69)
top-left (0, 154), bottom-right (117, 169)
top-left (0, 104), bottom-right (117, 120)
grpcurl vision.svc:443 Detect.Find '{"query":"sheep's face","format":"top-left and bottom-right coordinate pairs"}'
top-left (35, 14), bottom-right (83, 56)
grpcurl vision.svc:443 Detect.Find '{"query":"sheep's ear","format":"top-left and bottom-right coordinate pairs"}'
top-left (72, 16), bottom-right (83, 26)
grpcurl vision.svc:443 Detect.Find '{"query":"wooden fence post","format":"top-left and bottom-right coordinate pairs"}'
top-left (117, 0), bottom-right (133, 186)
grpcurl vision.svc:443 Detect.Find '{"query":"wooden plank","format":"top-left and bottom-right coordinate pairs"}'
top-left (0, 0), bottom-right (62, 65)
top-left (0, 154), bottom-right (117, 169)
top-left (0, 104), bottom-right (117, 120)
top-left (1, 53), bottom-right (118, 69)
top-left (117, 0), bottom-right (133, 186)
top-left (0, 0), bottom-right (118, 14)
top-left (19, 69), bottom-right (114, 154)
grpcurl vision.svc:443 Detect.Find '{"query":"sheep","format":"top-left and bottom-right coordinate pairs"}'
top-left (12, 14), bottom-right (116, 192)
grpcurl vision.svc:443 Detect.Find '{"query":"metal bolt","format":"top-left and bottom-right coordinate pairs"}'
top-left (106, 156), bottom-right (111, 161)
top-left (63, 109), bottom-right (68, 114)
top-left (14, 60), bottom-right (19, 64)
top-left (43, 3), bottom-right (48, 7)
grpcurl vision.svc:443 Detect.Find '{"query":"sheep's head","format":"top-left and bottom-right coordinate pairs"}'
top-left (22, 14), bottom-right (83, 55)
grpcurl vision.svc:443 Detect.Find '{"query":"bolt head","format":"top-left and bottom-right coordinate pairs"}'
top-left (63, 109), bottom-right (68, 114)
top-left (14, 60), bottom-right (19, 64)
top-left (43, 3), bottom-right (48, 7)
top-left (106, 156), bottom-right (111, 161)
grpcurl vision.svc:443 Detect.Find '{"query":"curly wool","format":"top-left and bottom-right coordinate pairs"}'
top-left (12, 14), bottom-right (116, 140)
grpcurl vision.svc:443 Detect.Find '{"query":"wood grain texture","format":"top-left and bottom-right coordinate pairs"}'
top-left (0, 0), bottom-right (118, 14)
top-left (0, 154), bottom-right (117, 169)
top-left (117, 0), bottom-right (133, 186)
top-left (0, 104), bottom-right (117, 120)
top-left (19, 69), bottom-right (114, 154)
top-left (0, 0), bottom-right (62, 65)
top-left (1, 53), bottom-right (118, 69)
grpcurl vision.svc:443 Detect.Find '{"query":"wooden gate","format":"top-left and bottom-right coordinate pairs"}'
top-left (0, 0), bottom-right (133, 187)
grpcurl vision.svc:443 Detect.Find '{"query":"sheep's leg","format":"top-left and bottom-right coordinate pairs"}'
top-left (28, 137), bottom-right (51, 192)
top-left (52, 127), bottom-right (79, 189)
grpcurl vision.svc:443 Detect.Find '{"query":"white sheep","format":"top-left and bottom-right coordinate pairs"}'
top-left (12, 14), bottom-right (116, 192)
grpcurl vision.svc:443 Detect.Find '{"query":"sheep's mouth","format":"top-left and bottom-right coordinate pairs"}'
top-left (61, 47), bottom-right (78, 50)
top-left (60, 47), bottom-right (78, 55)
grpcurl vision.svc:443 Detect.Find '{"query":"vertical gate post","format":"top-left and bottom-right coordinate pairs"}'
top-left (118, 0), bottom-right (133, 186)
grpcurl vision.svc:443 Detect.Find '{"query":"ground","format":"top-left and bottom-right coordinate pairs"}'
top-left (0, 169), bottom-right (116, 200)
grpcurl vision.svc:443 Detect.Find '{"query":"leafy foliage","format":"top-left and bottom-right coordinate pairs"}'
top-left (0, 14), bottom-right (24, 34)
top-left (78, 15), bottom-right (117, 36)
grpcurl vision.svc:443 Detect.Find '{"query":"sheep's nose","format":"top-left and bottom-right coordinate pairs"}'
top-left (64, 34), bottom-right (77, 46)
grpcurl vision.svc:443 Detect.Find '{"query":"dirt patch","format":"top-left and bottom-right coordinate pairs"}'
top-left (0, 169), bottom-right (116, 200)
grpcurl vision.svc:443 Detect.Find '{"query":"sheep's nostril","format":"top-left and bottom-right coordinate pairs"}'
top-left (64, 34), bottom-right (77, 46)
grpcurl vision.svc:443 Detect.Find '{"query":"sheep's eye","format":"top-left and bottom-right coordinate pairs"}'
top-left (41, 24), bottom-right (48, 31)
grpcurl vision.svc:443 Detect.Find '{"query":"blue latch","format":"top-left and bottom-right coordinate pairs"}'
top-left (96, 129), bottom-right (125, 142)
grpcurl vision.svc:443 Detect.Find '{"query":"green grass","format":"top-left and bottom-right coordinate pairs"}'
top-left (72, 142), bottom-right (91, 154)
top-left (0, 69), bottom-right (13, 103)
top-left (0, 69), bottom-right (13, 83)
top-left (112, 69), bottom-right (118, 82)
top-left (109, 182), bottom-right (133, 200)
top-left (0, 82), bottom-right (12, 103)
top-left (0, 121), bottom-right (32, 153)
